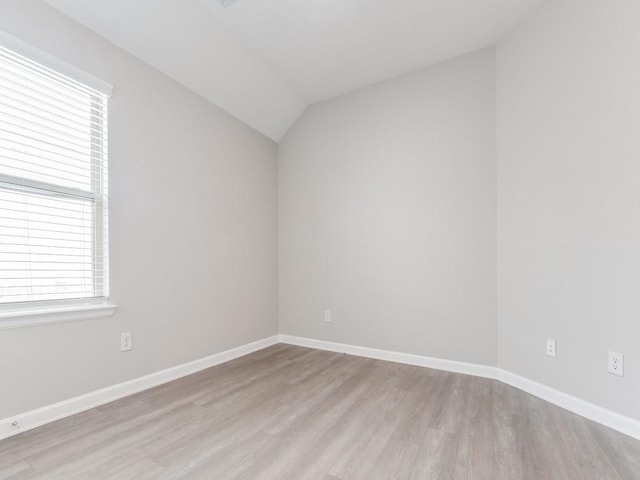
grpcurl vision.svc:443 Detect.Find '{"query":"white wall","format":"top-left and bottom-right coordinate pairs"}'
top-left (4, 0), bottom-right (637, 431)
top-left (0, 0), bottom-right (278, 419)
top-left (497, 0), bottom-right (640, 420)
top-left (279, 49), bottom-right (497, 365)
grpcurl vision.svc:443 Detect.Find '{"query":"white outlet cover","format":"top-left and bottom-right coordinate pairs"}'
top-left (324, 310), bottom-right (332, 323)
top-left (121, 332), bottom-right (132, 352)
top-left (546, 339), bottom-right (557, 357)
top-left (608, 352), bottom-right (624, 377)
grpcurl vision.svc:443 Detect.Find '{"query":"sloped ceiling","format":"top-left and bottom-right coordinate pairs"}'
top-left (42, 0), bottom-right (543, 141)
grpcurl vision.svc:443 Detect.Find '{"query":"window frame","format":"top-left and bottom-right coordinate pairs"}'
top-left (0, 31), bottom-right (116, 329)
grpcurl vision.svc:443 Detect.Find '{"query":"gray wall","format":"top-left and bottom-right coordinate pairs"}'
top-left (4, 0), bottom-right (637, 428)
top-left (279, 49), bottom-right (497, 366)
top-left (497, 0), bottom-right (640, 420)
top-left (0, 0), bottom-right (278, 418)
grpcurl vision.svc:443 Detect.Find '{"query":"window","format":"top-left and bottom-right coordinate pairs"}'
top-left (0, 36), bottom-right (115, 324)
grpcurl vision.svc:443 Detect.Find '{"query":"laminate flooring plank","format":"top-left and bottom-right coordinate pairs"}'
top-left (409, 428), bottom-right (459, 480)
top-left (451, 418), bottom-right (495, 480)
top-left (548, 404), bottom-right (622, 480)
top-left (24, 400), bottom-right (189, 471)
top-left (403, 372), bottom-right (453, 445)
top-left (593, 423), bottom-right (640, 480)
top-left (313, 387), bottom-right (406, 478)
top-left (391, 439), bottom-right (421, 480)
top-left (225, 361), bottom-right (385, 479)
top-left (0, 345), bottom-right (638, 480)
top-left (147, 391), bottom-right (290, 473)
top-left (147, 355), bottom-right (375, 477)
top-left (158, 357), bottom-right (367, 477)
top-left (493, 412), bottom-right (538, 479)
top-left (276, 360), bottom-right (395, 478)
top-left (33, 403), bottom-right (211, 479)
top-left (328, 374), bottom-right (425, 479)
top-left (283, 363), bottom-right (407, 480)
top-left (519, 402), bottom-right (573, 480)
top-left (0, 460), bottom-right (37, 480)
top-left (0, 408), bottom-right (111, 465)
top-left (98, 459), bottom-right (166, 480)
top-left (158, 431), bottom-right (275, 480)
top-left (333, 428), bottom-right (413, 480)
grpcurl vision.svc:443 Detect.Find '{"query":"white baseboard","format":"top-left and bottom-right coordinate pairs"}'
top-left (278, 335), bottom-right (498, 379)
top-left (496, 369), bottom-right (640, 441)
top-left (279, 335), bottom-right (640, 441)
top-left (0, 335), bottom-right (279, 441)
top-left (2, 334), bottom-right (638, 442)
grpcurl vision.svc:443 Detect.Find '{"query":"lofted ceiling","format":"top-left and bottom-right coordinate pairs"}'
top-left (42, 0), bottom-right (543, 141)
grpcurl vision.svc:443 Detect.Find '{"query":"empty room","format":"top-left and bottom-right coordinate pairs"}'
top-left (0, 0), bottom-right (639, 478)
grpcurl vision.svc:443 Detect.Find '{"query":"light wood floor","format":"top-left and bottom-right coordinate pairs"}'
top-left (1, 344), bottom-right (639, 480)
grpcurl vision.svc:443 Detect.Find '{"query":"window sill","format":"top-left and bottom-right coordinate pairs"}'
top-left (0, 303), bottom-right (118, 330)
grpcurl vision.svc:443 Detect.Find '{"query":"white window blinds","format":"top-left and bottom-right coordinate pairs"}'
top-left (0, 43), bottom-right (109, 306)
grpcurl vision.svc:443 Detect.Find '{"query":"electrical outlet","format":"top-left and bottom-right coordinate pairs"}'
top-left (121, 332), bottom-right (132, 352)
top-left (324, 309), bottom-right (332, 323)
top-left (608, 352), bottom-right (624, 377)
top-left (546, 339), bottom-right (557, 357)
